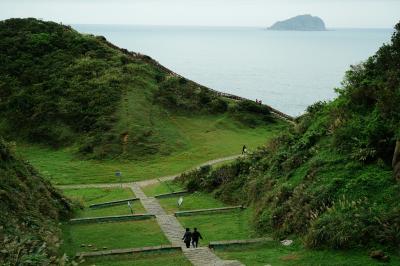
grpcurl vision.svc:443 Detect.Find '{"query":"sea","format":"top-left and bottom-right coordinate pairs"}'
top-left (73, 25), bottom-right (393, 116)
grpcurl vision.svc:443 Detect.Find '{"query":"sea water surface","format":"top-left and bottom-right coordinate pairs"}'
top-left (73, 25), bottom-right (393, 116)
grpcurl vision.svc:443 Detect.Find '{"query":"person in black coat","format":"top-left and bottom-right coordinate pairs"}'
top-left (182, 228), bottom-right (192, 248)
top-left (191, 228), bottom-right (203, 248)
top-left (242, 145), bottom-right (247, 155)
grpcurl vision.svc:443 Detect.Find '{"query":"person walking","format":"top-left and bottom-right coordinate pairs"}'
top-left (182, 228), bottom-right (192, 248)
top-left (191, 228), bottom-right (203, 248)
top-left (242, 145), bottom-right (247, 155)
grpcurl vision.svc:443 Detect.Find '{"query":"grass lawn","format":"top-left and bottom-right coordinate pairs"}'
top-left (63, 187), bottom-right (145, 217)
top-left (178, 208), bottom-right (255, 245)
top-left (17, 115), bottom-right (287, 185)
top-left (215, 242), bottom-right (400, 266)
top-left (142, 181), bottom-right (183, 197)
top-left (81, 250), bottom-right (191, 266)
top-left (61, 219), bottom-right (169, 256)
top-left (159, 192), bottom-right (227, 214)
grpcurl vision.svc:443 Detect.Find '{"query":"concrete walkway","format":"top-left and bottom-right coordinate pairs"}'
top-left (131, 182), bottom-right (244, 266)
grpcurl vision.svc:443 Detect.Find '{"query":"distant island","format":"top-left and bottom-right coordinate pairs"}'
top-left (268, 14), bottom-right (326, 31)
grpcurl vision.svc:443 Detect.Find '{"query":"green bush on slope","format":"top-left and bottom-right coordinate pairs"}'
top-left (177, 22), bottom-right (400, 250)
top-left (0, 138), bottom-right (73, 265)
top-left (0, 18), bottom-right (273, 160)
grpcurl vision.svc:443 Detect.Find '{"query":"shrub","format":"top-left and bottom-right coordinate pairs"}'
top-left (229, 100), bottom-right (272, 126)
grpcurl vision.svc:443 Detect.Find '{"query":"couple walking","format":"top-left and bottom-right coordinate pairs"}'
top-left (182, 227), bottom-right (203, 248)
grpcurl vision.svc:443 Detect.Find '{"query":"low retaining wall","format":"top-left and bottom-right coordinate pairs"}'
top-left (69, 214), bottom-right (154, 224)
top-left (209, 237), bottom-right (273, 249)
top-left (89, 198), bottom-right (139, 209)
top-left (155, 191), bottom-right (190, 199)
top-left (76, 244), bottom-right (182, 258)
top-left (174, 206), bottom-right (245, 217)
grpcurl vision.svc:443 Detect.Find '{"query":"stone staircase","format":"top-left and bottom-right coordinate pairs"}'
top-left (130, 183), bottom-right (244, 266)
top-left (130, 183), bottom-right (147, 199)
top-left (140, 197), bottom-right (166, 215)
top-left (156, 214), bottom-right (185, 245)
top-left (183, 247), bottom-right (243, 266)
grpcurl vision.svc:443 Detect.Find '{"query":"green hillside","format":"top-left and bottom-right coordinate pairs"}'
top-left (177, 22), bottom-right (400, 251)
top-left (0, 18), bottom-right (280, 161)
top-left (0, 138), bottom-right (72, 265)
top-left (17, 114), bottom-right (285, 185)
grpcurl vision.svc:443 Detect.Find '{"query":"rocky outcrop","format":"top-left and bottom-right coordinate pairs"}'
top-left (268, 14), bottom-right (326, 31)
top-left (393, 140), bottom-right (400, 180)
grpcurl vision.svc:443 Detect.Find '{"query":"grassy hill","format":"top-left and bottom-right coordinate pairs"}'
top-left (17, 114), bottom-right (285, 185)
top-left (0, 18), bottom-right (282, 162)
top-left (177, 21), bottom-right (400, 252)
top-left (0, 138), bottom-right (72, 265)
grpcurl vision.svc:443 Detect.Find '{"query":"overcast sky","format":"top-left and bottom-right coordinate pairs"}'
top-left (1, 0), bottom-right (399, 28)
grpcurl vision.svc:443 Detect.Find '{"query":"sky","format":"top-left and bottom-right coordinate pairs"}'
top-left (1, 0), bottom-right (399, 28)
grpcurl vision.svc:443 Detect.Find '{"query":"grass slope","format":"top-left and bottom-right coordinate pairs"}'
top-left (81, 251), bottom-right (191, 266)
top-left (61, 219), bottom-right (169, 256)
top-left (178, 209), bottom-right (255, 245)
top-left (18, 115), bottom-right (286, 185)
top-left (62, 187), bottom-right (145, 217)
top-left (0, 18), bottom-right (285, 162)
top-left (216, 242), bottom-right (400, 266)
top-left (159, 192), bottom-right (227, 214)
top-left (176, 21), bottom-right (400, 253)
top-left (142, 180), bottom-right (182, 196)
top-left (0, 138), bottom-right (73, 265)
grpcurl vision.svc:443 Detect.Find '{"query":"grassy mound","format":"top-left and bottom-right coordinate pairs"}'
top-left (0, 18), bottom-right (276, 160)
top-left (17, 114), bottom-right (286, 185)
top-left (177, 22), bottom-right (400, 251)
top-left (0, 138), bottom-right (72, 265)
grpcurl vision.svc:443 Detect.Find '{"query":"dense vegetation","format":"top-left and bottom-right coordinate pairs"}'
top-left (0, 138), bottom-right (72, 265)
top-left (0, 18), bottom-right (272, 159)
top-left (177, 22), bottom-right (400, 251)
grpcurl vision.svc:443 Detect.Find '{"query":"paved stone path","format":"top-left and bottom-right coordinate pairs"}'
top-left (58, 155), bottom-right (245, 265)
top-left (131, 182), bottom-right (244, 266)
top-left (183, 248), bottom-right (243, 266)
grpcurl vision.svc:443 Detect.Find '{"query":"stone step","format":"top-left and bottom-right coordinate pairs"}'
top-left (156, 214), bottom-right (185, 245)
top-left (183, 247), bottom-right (243, 266)
top-left (141, 197), bottom-right (166, 215)
top-left (130, 184), bottom-right (147, 199)
top-left (129, 183), bottom-right (242, 266)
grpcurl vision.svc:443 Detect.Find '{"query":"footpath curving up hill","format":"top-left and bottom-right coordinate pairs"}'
top-left (0, 18), bottom-right (285, 161)
top-left (0, 18), bottom-right (290, 265)
top-left (0, 138), bottom-right (73, 265)
top-left (177, 21), bottom-right (400, 252)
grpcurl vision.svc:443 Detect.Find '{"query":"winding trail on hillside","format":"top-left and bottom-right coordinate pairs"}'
top-left (57, 154), bottom-right (242, 190)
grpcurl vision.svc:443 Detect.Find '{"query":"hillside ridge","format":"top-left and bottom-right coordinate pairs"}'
top-left (100, 35), bottom-right (295, 122)
top-left (0, 18), bottom-right (288, 160)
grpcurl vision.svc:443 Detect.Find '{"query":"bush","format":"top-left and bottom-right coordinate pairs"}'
top-left (229, 100), bottom-right (272, 126)
top-left (0, 138), bottom-right (73, 264)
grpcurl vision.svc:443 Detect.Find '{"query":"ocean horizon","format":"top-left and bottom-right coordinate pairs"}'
top-left (73, 24), bottom-right (393, 116)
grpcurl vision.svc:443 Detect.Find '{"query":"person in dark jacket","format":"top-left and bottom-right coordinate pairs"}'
top-left (191, 228), bottom-right (203, 248)
top-left (182, 228), bottom-right (192, 248)
top-left (242, 145), bottom-right (247, 155)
